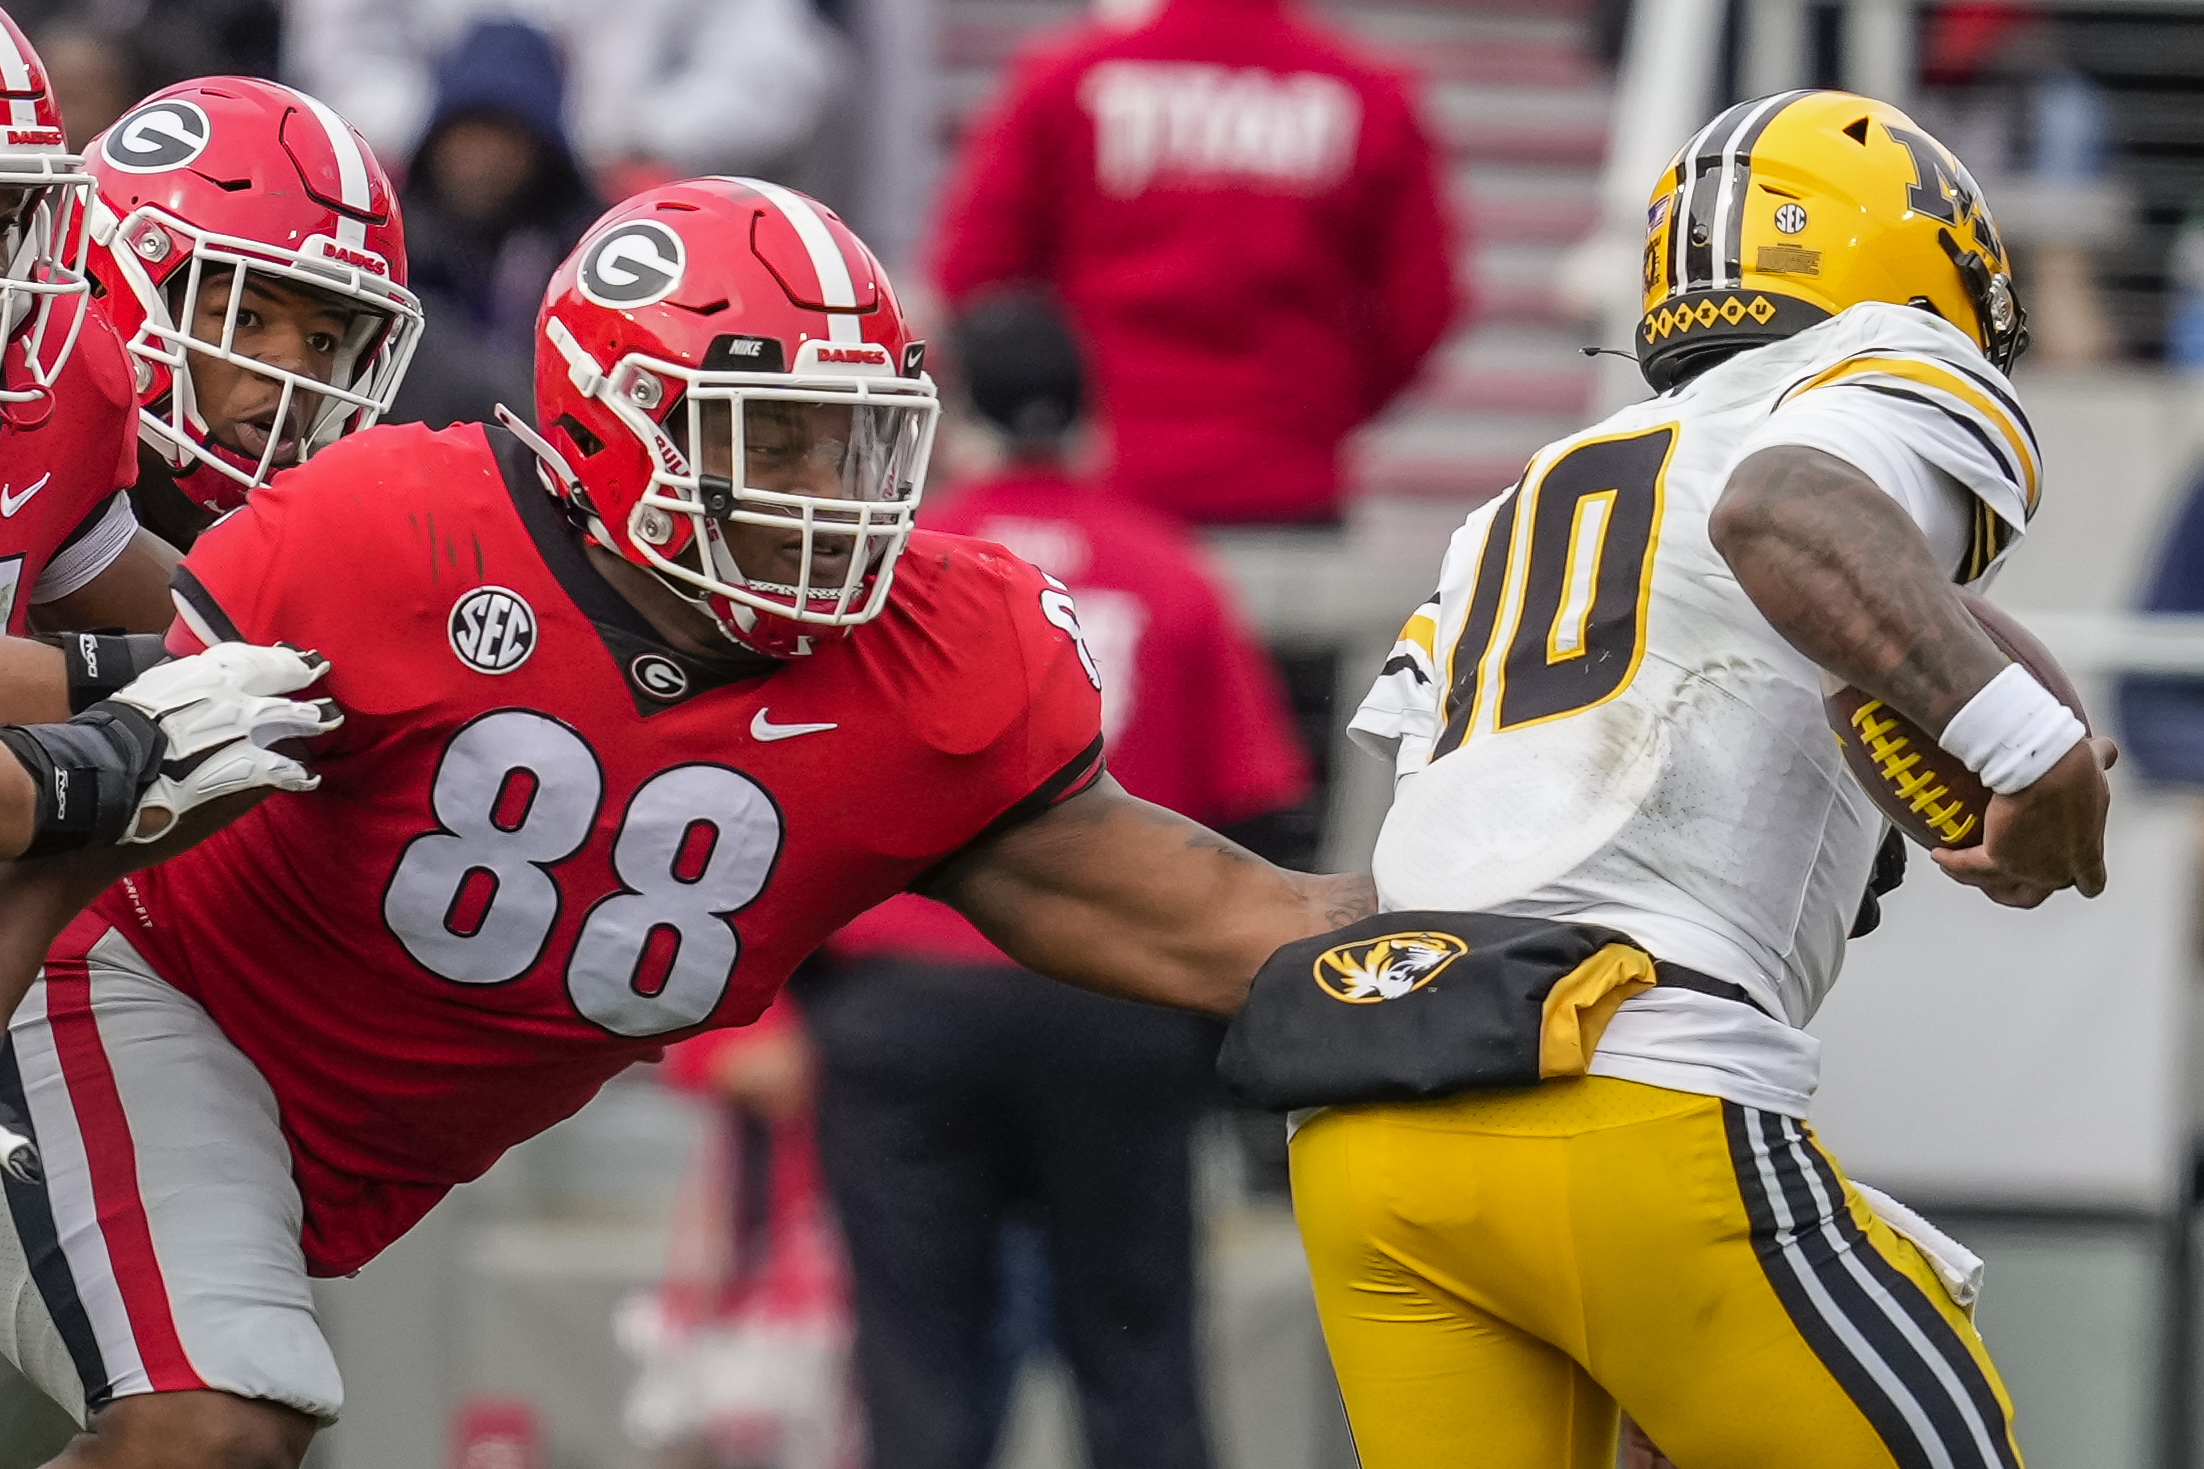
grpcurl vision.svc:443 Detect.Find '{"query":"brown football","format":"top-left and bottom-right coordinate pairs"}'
top-left (1825, 591), bottom-right (2088, 850)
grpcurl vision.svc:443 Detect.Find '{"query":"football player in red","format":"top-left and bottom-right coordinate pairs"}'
top-left (0, 177), bottom-right (1372, 1468)
top-left (0, 12), bottom-right (177, 644)
top-left (80, 77), bottom-right (422, 548)
top-left (0, 74), bottom-right (417, 734)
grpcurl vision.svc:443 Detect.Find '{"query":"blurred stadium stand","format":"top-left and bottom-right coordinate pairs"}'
top-left (1927, 3), bottom-right (2204, 360)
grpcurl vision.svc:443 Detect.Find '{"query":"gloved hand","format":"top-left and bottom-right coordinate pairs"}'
top-left (108, 642), bottom-right (343, 843)
top-left (1, 642), bottom-right (342, 855)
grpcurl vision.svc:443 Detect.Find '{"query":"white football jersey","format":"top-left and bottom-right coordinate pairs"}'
top-left (1351, 301), bottom-right (2041, 1116)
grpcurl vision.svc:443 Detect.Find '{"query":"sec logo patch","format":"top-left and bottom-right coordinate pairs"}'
top-left (450, 587), bottom-right (537, 675)
top-left (1312, 931), bottom-right (1469, 1004)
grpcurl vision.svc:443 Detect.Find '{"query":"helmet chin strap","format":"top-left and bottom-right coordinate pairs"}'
top-left (696, 518), bottom-right (835, 657)
top-left (1938, 227), bottom-right (2030, 372)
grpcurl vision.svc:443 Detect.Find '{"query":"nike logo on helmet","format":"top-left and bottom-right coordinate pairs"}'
top-left (751, 709), bottom-right (838, 742)
top-left (0, 473), bottom-right (53, 517)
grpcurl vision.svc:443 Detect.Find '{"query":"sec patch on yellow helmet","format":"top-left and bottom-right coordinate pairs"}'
top-left (1637, 90), bottom-right (2027, 391)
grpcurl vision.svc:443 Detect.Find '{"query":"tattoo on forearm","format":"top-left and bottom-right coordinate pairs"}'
top-left (1717, 448), bottom-right (2006, 733)
top-left (1320, 875), bottom-right (1377, 930)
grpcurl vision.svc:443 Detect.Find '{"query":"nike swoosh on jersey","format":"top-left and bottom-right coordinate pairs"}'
top-left (0, 473), bottom-right (53, 517)
top-left (751, 709), bottom-right (838, 742)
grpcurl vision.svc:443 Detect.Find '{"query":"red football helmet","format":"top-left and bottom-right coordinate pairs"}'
top-left (530, 177), bottom-right (939, 657)
top-left (80, 78), bottom-right (421, 510)
top-left (0, 11), bottom-right (94, 410)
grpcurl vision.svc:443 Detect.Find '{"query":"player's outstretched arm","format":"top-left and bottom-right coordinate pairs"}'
top-left (934, 776), bottom-right (1377, 1016)
top-left (1712, 444), bottom-right (2113, 905)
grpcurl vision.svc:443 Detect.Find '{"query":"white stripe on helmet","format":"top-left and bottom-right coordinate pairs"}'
top-left (292, 88), bottom-right (371, 249)
top-left (1711, 91), bottom-right (1809, 288)
top-left (1673, 113), bottom-right (1722, 293)
top-left (0, 24), bottom-right (36, 131)
top-left (732, 176), bottom-right (864, 344)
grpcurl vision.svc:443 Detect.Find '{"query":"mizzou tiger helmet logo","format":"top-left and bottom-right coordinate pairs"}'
top-left (1312, 931), bottom-right (1470, 1004)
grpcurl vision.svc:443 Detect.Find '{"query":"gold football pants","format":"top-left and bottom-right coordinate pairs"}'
top-left (1290, 1077), bottom-right (2024, 1468)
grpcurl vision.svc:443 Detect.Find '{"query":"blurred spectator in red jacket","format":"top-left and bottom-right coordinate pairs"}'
top-left (929, 0), bottom-right (1463, 527)
top-left (797, 291), bottom-right (1310, 1469)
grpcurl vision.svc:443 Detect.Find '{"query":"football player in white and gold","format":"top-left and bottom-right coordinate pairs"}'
top-left (1297, 91), bottom-right (2114, 1467)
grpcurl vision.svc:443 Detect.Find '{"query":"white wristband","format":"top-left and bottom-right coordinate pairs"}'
top-left (1937, 663), bottom-right (2086, 795)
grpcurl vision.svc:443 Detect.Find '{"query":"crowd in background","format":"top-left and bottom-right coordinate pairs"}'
top-left (18, 1), bottom-right (1460, 1465)
top-left (35, 0), bottom-right (2204, 1463)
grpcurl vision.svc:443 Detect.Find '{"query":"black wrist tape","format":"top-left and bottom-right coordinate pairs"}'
top-left (41, 632), bottom-right (173, 715)
top-left (0, 702), bottom-right (165, 857)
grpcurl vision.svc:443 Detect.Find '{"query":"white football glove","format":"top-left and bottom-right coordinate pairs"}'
top-left (108, 642), bottom-right (343, 843)
top-left (0, 1123), bottom-right (38, 1184)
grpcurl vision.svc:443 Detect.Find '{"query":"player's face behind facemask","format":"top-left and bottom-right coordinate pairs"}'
top-left (156, 261), bottom-right (402, 485)
top-left (653, 389), bottom-right (928, 625)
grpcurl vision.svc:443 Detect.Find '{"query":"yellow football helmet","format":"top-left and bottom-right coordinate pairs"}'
top-left (1636, 90), bottom-right (2027, 391)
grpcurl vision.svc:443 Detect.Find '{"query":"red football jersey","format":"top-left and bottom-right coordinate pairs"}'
top-left (0, 307), bottom-right (141, 631)
top-left (93, 422), bottom-right (1103, 1274)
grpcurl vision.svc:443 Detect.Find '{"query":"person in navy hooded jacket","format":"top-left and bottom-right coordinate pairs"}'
top-left (386, 18), bottom-right (603, 430)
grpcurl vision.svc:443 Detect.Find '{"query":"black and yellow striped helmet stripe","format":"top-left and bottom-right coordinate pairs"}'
top-left (1666, 91), bottom-right (1816, 298)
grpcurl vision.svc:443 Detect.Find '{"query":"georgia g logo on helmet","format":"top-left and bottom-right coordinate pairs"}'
top-left (578, 221), bottom-right (686, 309)
top-left (101, 99), bottom-right (212, 174)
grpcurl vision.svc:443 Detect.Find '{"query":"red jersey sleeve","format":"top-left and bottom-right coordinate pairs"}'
top-left (167, 479), bottom-right (306, 651)
top-left (983, 554), bottom-right (1108, 823)
top-left (162, 456), bottom-right (358, 751)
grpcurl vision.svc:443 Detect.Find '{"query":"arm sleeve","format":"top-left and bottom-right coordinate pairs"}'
top-left (30, 493), bottom-right (138, 604)
top-left (167, 494), bottom-right (292, 650)
top-left (928, 54), bottom-right (1065, 303)
top-left (1001, 565), bottom-right (1108, 815)
top-left (1351, 78), bottom-right (1462, 418)
top-left (910, 559), bottom-right (1105, 897)
top-left (1736, 394), bottom-right (1979, 579)
top-left (1348, 589), bottom-right (1443, 770)
top-left (1738, 342), bottom-right (2042, 583)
